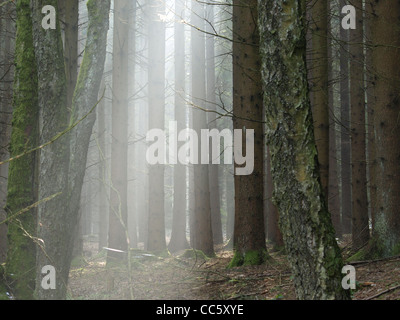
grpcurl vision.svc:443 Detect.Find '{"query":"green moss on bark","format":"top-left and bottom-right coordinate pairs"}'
top-left (4, 0), bottom-right (39, 300)
top-left (228, 249), bottom-right (269, 268)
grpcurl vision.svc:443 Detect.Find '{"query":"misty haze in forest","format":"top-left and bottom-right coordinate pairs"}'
top-left (1, 0), bottom-right (400, 302)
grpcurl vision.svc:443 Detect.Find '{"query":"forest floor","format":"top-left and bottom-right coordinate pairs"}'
top-left (67, 236), bottom-right (400, 300)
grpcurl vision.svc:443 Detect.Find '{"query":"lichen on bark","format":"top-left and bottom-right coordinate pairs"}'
top-left (257, 0), bottom-right (350, 300)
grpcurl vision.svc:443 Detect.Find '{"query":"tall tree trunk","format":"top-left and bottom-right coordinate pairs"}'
top-left (168, 0), bottom-right (189, 253)
top-left (365, 0), bottom-right (376, 233)
top-left (309, 0), bottom-right (329, 199)
top-left (0, 1), bottom-right (15, 264)
top-left (258, 0), bottom-right (350, 300)
top-left (4, 0), bottom-right (38, 299)
top-left (206, 4), bottom-right (223, 246)
top-left (230, 0), bottom-right (266, 267)
top-left (31, 0), bottom-right (70, 300)
top-left (368, 0), bottom-right (400, 257)
top-left (328, 1), bottom-right (341, 238)
top-left (339, 0), bottom-right (352, 235)
top-left (107, 0), bottom-right (131, 263)
top-left (191, 0), bottom-right (214, 256)
top-left (147, 0), bottom-right (166, 252)
top-left (33, 0), bottom-right (111, 299)
top-left (350, 0), bottom-right (369, 250)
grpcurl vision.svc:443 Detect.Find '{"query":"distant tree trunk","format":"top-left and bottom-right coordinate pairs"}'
top-left (191, 0), bottom-right (214, 256)
top-left (340, 0), bottom-right (352, 235)
top-left (4, 0), bottom-right (38, 299)
top-left (350, 0), bottom-right (369, 250)
top-left (33, 0), bottom-right (111, 299)
top-left (365, 0), bottom-right (376, 232)
top-left (168, 0), bottom-right (189, 253)
top-left (97, 79), bottom-right (108, 251)
top-left (258, 0), bottom-right (350, 300)
top-left (147, 0), bottom-right (166, 252)
top-left (368, 0), bottom-right (400, 257)
top-left (107, 0), bottom-right (131, 263)
top-left (309, 0), bottom-right (329, 198)
top-left (230, 0), bottom-right (266, 267)
top-left (206, 4), bottom-right (223, 245)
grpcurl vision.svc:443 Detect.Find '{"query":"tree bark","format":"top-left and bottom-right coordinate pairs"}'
top-left (368, 0), bottom-right (400, 257)
top-left (230, 0), bottom-right (266, 267)
top-left (339, 0), bottom-right (352, 235)
top-left (349, 0), bottom-right (369, 250)
top-left (258, 0), bottom-right (350, 300)
top-left (4, 0), bottom-right (38, 299)
top-left (107, 0), bottom-right (131, 263)
top-left (33, 0), bottom-right (111, 299)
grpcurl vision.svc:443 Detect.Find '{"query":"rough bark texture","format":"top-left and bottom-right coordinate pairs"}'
top-left (368, 0), bottom-right (400, 257)
top-left (309, 0), bottom-right (329, 199)
top-left (4, 0), bottom-right (38, 299)
top-left (147, 0), bottom-right (166, 252)
top-left (230, 0), bottom-right (266, 267)
top-left (349, 0), bottom-right (369, 250)
top-left (258, 0), bottom-right (350, 300)
top-left (31, 0), bottom-right (70, 300)
top-left (33, 0), bottom-right (111, 299)
top-left (64, 0), bottom-right (79, 110)
top-left (107, 0), bottom-right (130, 263)
top-left (266, 146), bottom-right (283, 248)
top-left (191, 0), bottom-right (214, 257)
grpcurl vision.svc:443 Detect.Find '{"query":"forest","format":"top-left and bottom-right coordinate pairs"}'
top-left (0, 0), bottom-right (400, 303)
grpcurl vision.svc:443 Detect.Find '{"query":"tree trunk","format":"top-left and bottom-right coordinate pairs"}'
top-left (191, 0), bottom-right (214, 256)
top-left (31, 0), bottom-right (70, 300)
top-left (339, 0), bottom-right (352, 235)
top-left (230, 0), bottom-right (266, 267)
top-left (33, 0), bottom-right (111, 299)
top-left (258, 0), bottom-right (350, 300)
top-left (309, 0), bottom-right (329, 199)
top-left (368, 0), bottom-right (400, 257)
top-left (206, 4), bottom-right (223, 246)
top-left (147, 0), bottom-right (166, 252)
top-left (350, 0), bottom-right (369, 250)
top-left (4, 0), bottom-right (38, 299)
top-left (168, 0), bottom-right (189, 253)
top-left (64, 0), bottom-right (79, 110)
top-left (107, 0), bottom-right (131, 263)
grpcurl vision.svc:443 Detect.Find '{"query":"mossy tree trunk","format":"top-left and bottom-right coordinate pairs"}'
top-left (4, 0), bottom-right (39, 300)
top-left (257, 0), bottom-right (350, 300)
